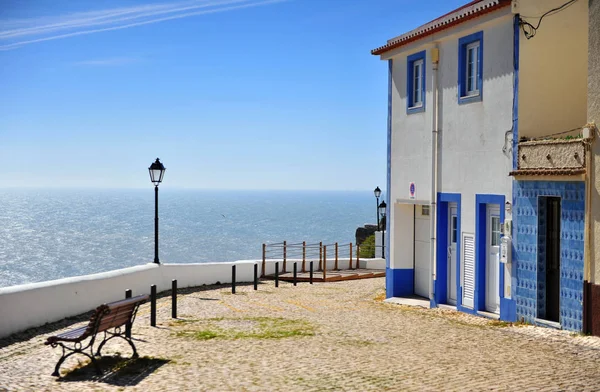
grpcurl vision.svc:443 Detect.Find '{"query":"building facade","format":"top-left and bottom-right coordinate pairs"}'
top-left (509, 0), bottom-right (590, 332)
top-left (372, 0), bottom-right (515, 320)
top-left (373, 0), bottom-right (599, 333)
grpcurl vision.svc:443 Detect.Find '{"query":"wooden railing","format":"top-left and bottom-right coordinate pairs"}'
top-left (261, 241), bottom-right (361, 279)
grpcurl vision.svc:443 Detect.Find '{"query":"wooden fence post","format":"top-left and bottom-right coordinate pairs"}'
top-left (283, 240), bottom-right (287, 273)
top-left (357, 244), bottom-right (360, 269)
top-left (262, 243), bottom-right (266, 278)
top-left (323, 245), bottom-right (327, 281)
top-left (335, 242), bottom-right (338, 270)
top-left (302, 241), bottom-right (306, 273)
top-left (319, 241), bottom-right (323, 271)
top-left (349, 243), bottom-right (353, 269)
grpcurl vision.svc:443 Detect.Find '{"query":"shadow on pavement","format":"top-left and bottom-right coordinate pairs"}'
top-left (58, 355), bottom-right (170, 386)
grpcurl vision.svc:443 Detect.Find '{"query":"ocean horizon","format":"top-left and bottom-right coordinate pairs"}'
top-left (0, 188), bottom-right (377, 288)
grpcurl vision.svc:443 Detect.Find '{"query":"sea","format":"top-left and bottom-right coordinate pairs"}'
top-left (0, 188), bottom-right (375, 288)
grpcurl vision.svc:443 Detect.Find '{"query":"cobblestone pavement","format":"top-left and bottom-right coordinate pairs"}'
top-left (2, 277), bottom-right (600, 391)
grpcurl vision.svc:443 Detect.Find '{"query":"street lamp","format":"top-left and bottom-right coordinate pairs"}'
top-left (378, 200), bottom-right (387, 258)
top-left (374, 186), bottom-right (381, 230)
top-left (148, 158), bottom-right (166, 264)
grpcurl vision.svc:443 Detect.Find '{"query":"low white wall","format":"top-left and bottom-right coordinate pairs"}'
top-left (0, 261), bottom-right (258, 339)
top-left (0, 258), bottom-right (386, 339)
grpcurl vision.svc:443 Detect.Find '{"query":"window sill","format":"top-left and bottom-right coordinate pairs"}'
top-left (407, 105), bottom-right (425, 114)
top-left (458, 93), bottom-right (482, 105)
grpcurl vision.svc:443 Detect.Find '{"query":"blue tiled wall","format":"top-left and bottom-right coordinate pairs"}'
top-left (513, 181), bottom-right (585, 331)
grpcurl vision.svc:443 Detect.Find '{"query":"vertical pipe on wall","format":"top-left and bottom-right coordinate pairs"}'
top-left (429, 44), bottom-right (440, 301)
top-left (583, 131), bottom-right (595, 333)
top-left (584, 133), bottom-right (594, 283)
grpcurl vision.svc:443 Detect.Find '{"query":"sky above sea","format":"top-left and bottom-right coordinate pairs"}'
top-left (0, 0), bottom-right (468, 191)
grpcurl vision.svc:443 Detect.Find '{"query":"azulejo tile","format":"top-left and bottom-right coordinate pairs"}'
top-left (514, 180), bottom-right (585, 331)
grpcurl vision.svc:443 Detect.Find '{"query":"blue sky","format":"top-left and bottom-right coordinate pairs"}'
top-left (0, 0), bottom-right (468, 190)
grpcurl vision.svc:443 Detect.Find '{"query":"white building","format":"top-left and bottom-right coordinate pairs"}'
top-left (373, 0), bottom-right (598, 330)
top-left (372, 0), bottom-right (515, 319)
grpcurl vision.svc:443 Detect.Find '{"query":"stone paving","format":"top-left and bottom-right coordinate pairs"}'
top-left (1, 277), bottom-right (600, 391)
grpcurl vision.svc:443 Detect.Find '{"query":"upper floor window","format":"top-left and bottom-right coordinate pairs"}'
top-left (458, 31), bottom-right (483, 104)
top-left (407, 50), bottom-right (426, 114)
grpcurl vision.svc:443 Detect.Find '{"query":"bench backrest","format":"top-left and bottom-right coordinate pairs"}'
top-left (86, 294), bottom-right (149, 336)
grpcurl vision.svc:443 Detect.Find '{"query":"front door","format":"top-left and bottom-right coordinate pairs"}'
top-left (486, 205), bottom-right (501, 313)
top-left (447, 204), bottom-right (458, 305)
top-left (545, 197), bottom-right (561, 322)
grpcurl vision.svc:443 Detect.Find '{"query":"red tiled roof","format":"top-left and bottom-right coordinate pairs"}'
top-left (509, 168), bottom-right (587, 177)
top-left (371, 0), bottom-right (511, 56)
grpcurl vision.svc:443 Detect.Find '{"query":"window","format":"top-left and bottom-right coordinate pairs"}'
top-left (407, 50), bottom-right (426, 113)
top-left (421, 205), bottom-right (430, 216)
top-left (451, 216), bottom-right (458, 244)
top-left (458, 31), bottom-right (483, 104)
top-left (413, 60), bottom-right (424, 106)
top-left (491, 216), bottom-right (501, 246)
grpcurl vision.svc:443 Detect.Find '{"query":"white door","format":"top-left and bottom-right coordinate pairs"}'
top-left (447, 204), bottom-right (458, 305)
top-left (486, 205), bottom-right (501, 313)
top-left (414, 205), bottom-right (431, 298)
top-left (462, 233), bottom-right (475, 308)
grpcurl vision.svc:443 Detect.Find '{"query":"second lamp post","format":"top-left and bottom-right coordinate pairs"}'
top-left (374, 186), bottom-right (381, 230)
top-left (378, 200), bottom-right (386, 258)
top-left (149, 158), bottom-right (166, 264)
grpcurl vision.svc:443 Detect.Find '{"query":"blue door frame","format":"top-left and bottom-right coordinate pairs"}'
top-left (434, 193), bottom-right (461, 308)
top-left (474, 194), bottom-right (516, 321)
top-left (475, 194), bottom-right (504, 313)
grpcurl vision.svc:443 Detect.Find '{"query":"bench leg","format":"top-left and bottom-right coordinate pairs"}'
top-left (51, 344), bottom-right (100, 377)
top-left (96, 331), bottom-right (139, 359)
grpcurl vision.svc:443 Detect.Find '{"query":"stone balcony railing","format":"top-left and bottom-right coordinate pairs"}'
top-left (510, 138), bottom-right (586, 176)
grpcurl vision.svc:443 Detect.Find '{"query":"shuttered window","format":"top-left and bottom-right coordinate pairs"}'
top-left (462, 233), bottom-right (475, 308)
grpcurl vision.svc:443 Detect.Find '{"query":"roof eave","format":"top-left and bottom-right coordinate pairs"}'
top-left (371, 0), bottom-right (511, 57)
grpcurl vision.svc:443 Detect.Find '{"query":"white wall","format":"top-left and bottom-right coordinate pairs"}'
top-left (382, 9), bottom-right (514, 297)
top-left (0, 258), bottom-right (384, 339)
top-left (516, 0), bottom-right (589, 139)
top-left (386, 12), bottom-right (515, 230)
top-left (0, 261), bottom-right (253, 339)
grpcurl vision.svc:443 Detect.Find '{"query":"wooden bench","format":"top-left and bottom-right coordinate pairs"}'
top-left (45, 294), bottom-right (149, 377)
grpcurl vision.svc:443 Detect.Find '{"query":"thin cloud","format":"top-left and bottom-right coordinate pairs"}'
top-left (0, 0), bottom-right (288, 50)
top-left (73, 57), bottom-right (140, 66)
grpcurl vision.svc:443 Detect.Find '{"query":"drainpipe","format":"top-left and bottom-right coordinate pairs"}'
top-left (430, 45), bottom-right (440, 301)
top-left (583, 123), bottom-right (595, 333)
top-left (584, 124), bottom-right (596, 283)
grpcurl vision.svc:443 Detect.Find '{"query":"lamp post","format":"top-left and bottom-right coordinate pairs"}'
top-left (378, 200), bottom-right (387, 258)
top-left (374, 187), bottom-right (381, 230)
top-left (148, 158), bottom-right (166, 264)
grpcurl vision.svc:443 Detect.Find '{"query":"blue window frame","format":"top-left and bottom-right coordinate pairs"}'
top-left (458, 31), bottom-right (483, 104)
top-left (407, 50), bottom-right (426, 114)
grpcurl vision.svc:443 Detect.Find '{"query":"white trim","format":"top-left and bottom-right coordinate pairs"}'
top-left (411, 59), bottom-right (424, 107)
top-left (465, 41), bottom-right (480, 95)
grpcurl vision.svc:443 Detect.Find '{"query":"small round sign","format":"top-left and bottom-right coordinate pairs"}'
top-left (409, 182), bottom-right (416, 199)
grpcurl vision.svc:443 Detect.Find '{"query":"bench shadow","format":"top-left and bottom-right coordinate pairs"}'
top-left (57, 355), bottom-right (170, 386)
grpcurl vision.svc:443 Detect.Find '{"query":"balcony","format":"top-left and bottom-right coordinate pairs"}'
top-left (510, 138), bottom-right (586, 177)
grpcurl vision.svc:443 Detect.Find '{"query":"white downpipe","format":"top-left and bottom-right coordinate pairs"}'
top-left (430, 46), bottom-right (440, 300)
